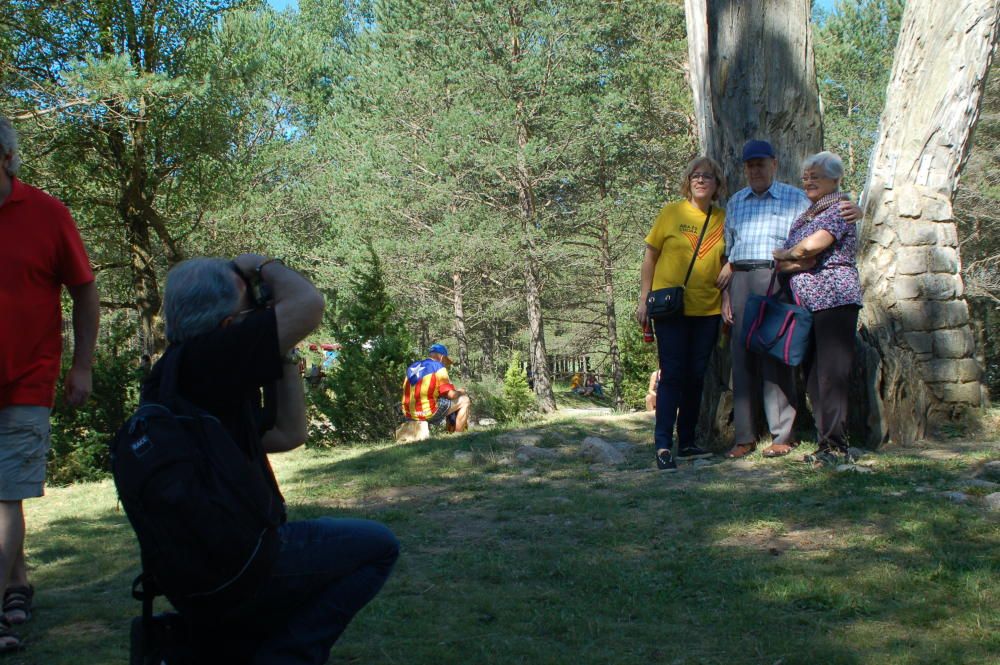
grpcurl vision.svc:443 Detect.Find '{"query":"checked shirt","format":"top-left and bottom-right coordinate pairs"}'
top-left (723, 181), bottom-right (810, 263)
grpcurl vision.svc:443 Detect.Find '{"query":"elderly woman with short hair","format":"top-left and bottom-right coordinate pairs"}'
top-left (772, 151), bottom-right (862, 464)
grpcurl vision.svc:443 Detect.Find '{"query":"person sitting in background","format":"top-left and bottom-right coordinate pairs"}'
top-left (581, 374), bottom-right (604, 398)
top-left (401, 344), bottom-right (471, 433)
top-left (645, 370), bottom-right (661, 412)
top-left (569, 372), bottom-right (583, 393)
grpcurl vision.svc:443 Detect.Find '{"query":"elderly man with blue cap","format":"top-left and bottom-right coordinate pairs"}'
top-left (717, 140), bottom-right (861, 459)
top-left (401, 343), bottom-right (471, 432)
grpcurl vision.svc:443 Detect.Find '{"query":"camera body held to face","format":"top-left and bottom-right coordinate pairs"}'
top-left (231, 259), bottom-right (277, 309)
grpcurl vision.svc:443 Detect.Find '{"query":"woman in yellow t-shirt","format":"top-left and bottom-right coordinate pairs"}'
top-left (636, 155), bottom-right (727, 471)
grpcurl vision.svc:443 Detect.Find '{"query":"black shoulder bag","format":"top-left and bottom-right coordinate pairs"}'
top-left (645, 206), bottom-right (712, 321)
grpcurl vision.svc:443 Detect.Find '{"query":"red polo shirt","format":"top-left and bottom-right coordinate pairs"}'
top-left (0, 177), bottom-right (94, 408)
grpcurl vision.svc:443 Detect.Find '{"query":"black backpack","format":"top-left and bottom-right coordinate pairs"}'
top-left (111, 346), bottom-right (282, 614)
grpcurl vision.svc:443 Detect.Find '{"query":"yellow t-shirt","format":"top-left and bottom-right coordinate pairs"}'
top-left (644, 200), bottom-right (726, 316)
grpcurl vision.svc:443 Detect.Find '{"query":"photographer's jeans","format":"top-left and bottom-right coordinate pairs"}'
top-left (210, 517), bottom-right (399, 664)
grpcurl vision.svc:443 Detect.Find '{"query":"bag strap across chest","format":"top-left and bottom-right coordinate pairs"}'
top-left (681, 206), bottom-right (713, 287)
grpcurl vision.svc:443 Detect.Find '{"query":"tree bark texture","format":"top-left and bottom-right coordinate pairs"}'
top-left (685, 0), bottom-right (823, 445)
top-left (855, 0), bottom-right (998, 445)
top-left (509, 8), bottom-right (556, 413)
top-left (598, 213), bottom-right (624, 410)
top-left (452, 271), bottom-right (470, 377)
top-left (685, 0), bottom-right (823, 192)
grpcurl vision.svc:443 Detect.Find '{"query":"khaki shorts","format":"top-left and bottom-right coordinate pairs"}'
top-left (0, 406), bottom-right (51, 500)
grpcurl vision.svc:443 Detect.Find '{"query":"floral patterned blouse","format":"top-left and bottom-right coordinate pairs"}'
top-left (782, 192), bottom-right (863, 312)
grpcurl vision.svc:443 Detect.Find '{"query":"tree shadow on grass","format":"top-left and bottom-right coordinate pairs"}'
top-left (282, 430), bottom-right (998, 664)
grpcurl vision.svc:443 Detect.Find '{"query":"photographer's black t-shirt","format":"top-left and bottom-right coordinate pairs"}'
top-left (142, 308), bottom-right (286, 523)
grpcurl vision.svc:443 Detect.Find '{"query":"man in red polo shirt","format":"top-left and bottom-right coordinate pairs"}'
top-left (0, 117), bottom-right (99, 652)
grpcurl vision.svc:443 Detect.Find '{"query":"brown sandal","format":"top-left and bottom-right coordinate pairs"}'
top-left (725, 442), bottom-right (756, 459)
top-left (762, 443), bottom-right (796, 458)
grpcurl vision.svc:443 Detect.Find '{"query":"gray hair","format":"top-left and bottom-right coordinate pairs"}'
top-left (0, 117), bottom-right (22, 176)
top-left (801, 151), bottom-right (844, 182)
top-left (163, 258), bottom-right (241, 344)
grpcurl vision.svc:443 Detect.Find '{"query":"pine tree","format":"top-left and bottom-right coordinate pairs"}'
top-left (500, 351), bottom-right (536, 423)
top-left (325, 244), bottom-right (415, 443)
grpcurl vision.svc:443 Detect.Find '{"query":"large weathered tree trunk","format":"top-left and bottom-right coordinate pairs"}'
top-left (686, 0), bottom-right (823, 190)
top-left (854, 0), bottom-right (998, 445)
top-left (685, 0), bottom-right (823, 444)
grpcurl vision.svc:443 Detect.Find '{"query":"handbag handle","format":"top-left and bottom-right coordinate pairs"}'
top-left (681, 207), bottom-right (713, 288)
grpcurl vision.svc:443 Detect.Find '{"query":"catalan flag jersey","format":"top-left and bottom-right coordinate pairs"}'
top-left (644, 199), bottom-right (726, 316)
top-left (401, 358), bottom-right (456, 421)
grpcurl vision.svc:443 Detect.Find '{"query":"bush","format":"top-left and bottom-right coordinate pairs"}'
top-left (49, 327), bottom-right (142, 484)
top-left (464, 377), bottom-right (505, 421)
top-left (323, 245), bottom-right (414, 444)
top-left (499, 351), bottom-right (536, 422)
top-left (618, 318), bottom-right (659, 410)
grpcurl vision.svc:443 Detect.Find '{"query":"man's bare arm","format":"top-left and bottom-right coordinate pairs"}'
top-left (65, 281), bottom-right (99, 406)
top-left (261, 360), bottom-right (309, 453)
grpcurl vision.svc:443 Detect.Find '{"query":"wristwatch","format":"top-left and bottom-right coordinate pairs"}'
top-left (283, 348), bottom-right (301, 365)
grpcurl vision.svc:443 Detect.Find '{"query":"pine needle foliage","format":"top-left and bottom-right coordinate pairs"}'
top-left (324, 243), bottom-right (415, 444)
top-left (500, 351), bottom-right (536, 423)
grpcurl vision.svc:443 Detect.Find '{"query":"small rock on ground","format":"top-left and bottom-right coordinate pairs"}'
top-left (496, 433), bottom-right (543, 447)
top-left (477, 418), bottom-right (498, 427)
top-left (956, 478), bottom-right (1000, 491)
top-left (514, 445), bottom-right (560, 462)
top-left (941, 491), bottom-right (971, 504)
top-left (975, 460), bottom-right (1000, 482)
top-left (580, 436), bottom-right (626, 465)
top-left (836, 464), bottom-right (873, 474)
top-left (984, 492), bottom-right (1000, 512)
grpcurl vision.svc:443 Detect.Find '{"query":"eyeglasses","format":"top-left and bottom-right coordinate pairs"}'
top-left (801, 174), bottom-right (828, 183)
top-left (689, 172), bottom-right (716, 182)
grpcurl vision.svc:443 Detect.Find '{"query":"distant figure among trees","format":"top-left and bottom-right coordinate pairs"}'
top-left (645, 370), bottom-right (661, 412)
top-left (401, 344), bottom-right (471, 433)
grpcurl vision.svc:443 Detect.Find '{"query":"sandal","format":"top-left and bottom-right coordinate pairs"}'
top-left (3, 585), bottom-right (32, 625)
top-left (0, 618), bottom-right (22, 654)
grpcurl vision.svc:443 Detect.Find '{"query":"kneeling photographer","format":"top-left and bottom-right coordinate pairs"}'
top-left (128, 254), bottom-right (399, 664)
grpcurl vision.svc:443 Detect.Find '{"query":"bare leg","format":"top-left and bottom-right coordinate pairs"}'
top-left (0, 501), bottom-right (25, 648)
top-left (448, 395), bottom-right (471, 432)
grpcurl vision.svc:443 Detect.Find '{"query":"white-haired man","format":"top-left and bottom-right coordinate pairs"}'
top-left (0, 116), bottom-right (99, 653)
top-left (142, 255), bottom-right (398, 663)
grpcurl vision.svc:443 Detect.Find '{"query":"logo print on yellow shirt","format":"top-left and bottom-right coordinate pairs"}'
top-left (683, 224), bottom-right (724, 259)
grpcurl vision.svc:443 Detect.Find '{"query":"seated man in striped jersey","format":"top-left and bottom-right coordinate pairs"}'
top-left (401, 344), bottom-right (471, 433)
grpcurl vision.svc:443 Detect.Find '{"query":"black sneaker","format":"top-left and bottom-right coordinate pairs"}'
top-left (656, 449), bottom-right (678, 472)
top-left (803, 447), bottom-right (842, 467)
top-left (677, 445), bottom-right (713, 460)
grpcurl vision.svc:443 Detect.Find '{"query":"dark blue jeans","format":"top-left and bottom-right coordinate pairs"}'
top-left (653, 314), bottom-right (721, 452)
top-left (197, 518), bottom-right (400, 664)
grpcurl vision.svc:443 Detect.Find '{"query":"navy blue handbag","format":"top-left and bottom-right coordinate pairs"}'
top-left (741, 271), bottom-right (813, 366)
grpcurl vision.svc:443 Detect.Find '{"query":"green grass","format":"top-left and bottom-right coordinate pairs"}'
top-left (9, 412), bottom-right (1000, 664)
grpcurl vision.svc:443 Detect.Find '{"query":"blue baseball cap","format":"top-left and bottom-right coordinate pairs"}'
top-left (742, 140), bottom-right (776, 161)
top-left (429, 343), bottom-right (450, 357)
